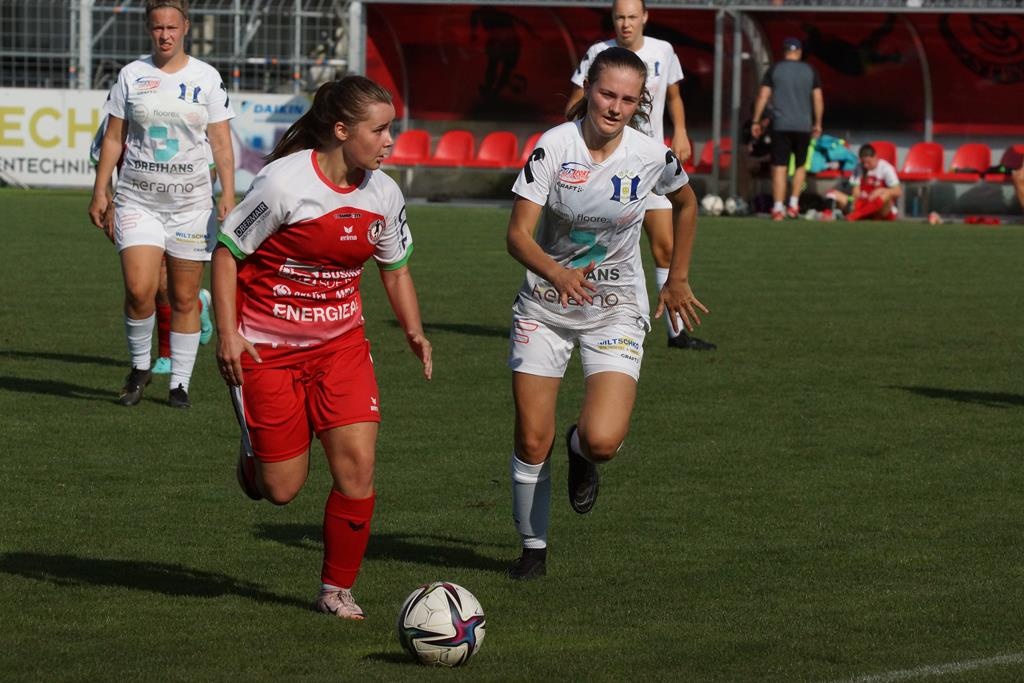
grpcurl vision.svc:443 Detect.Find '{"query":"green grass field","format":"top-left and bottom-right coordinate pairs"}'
top-left (2, 188), bottom-right (1023, 681)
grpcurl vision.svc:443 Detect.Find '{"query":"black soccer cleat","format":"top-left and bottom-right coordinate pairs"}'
top-left (566, 424), bottom-right (599, 514)
top-left (168, 384), bottom-right (192, 409)
top-left (236, 443), bottom-right (263, 501)
top-left (506, 547), bottom-right (547, 581)
top-left (118, 367), bottom-right (152, 406)
top-left (667, 331), bottom-right (717, 351)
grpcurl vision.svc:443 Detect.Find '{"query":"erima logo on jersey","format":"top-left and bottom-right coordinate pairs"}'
top-left (558, 162), bottom-right (590, 185)
top-left (340, 225), bottom-right (358, 241)
top-left (234, 201), bottom-right (269, 239)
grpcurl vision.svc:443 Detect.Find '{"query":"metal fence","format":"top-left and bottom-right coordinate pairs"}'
top-left (0, 0), bottom-right (351, 92)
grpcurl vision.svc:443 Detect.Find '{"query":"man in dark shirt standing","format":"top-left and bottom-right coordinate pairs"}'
top-left (751, 37), bottom-right (824, 221)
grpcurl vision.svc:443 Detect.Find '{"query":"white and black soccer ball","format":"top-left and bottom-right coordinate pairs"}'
top-left (700, 193), bottom-right (724, 216)
top-left (397, 582), bottom-right (486, 667)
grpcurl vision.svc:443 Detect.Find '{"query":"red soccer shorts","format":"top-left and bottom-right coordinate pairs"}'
top-left (234, 336), bottom-right (380, 463)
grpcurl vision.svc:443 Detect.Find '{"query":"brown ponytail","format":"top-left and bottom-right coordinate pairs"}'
top-left (267, 76), bottom-right (393, 162)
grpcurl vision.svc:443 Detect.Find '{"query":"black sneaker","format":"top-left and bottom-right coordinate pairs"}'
top-left (118, 367), bottom-right (152, 406)
top-left (236, 442), bottom-right (263, 501)
top-left (667, 331), bottom-right (717, 351)
top-left (506, 547), bottom-right (547, 581)
top-left (168, 384), bottom-right (191, 409)
top-left (566, 424), bottom-right (599, 514)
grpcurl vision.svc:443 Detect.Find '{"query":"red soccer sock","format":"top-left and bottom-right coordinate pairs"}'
top-left (156, 303), bottom-right (172, 358)
top-left (848, 197), bottom-right (885, 222)
top-left (321, 489), bottom-right (376, 589)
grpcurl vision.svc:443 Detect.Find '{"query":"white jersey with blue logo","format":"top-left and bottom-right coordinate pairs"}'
top-left (107, 56), bottom-right (234, 211)
top-left (571, 37), bottom-right (684, 141)
top-left (511, 120), bottom-right (689, 330)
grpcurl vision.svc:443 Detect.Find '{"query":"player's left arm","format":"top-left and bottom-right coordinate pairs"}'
top-left (657, 183), bottom-right (708, 333)
top-left (207, 120), bottom-right (236, 220)
top-left (379, 264), bottom-right (432, 381)
top-left (666, 82), bottom-right (691, 163)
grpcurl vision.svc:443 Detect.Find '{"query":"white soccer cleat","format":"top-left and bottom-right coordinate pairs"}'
top-left (315, 587), bottom-right (365, 620)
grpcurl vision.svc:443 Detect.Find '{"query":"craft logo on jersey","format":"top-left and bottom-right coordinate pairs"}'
top-left (367, 219), bottom-right (385, 244)
top-left (610, 171), bottom-right (641, 205)
top-left (133, 76), bottom-right (161, 93)
top-left (558, 162), bottom-right (591, 185)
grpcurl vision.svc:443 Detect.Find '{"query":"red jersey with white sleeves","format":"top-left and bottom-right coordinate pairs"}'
top-left (851, 158), bottom-right (900, 200)
top-left (218, 149), bottom-right (412, 351)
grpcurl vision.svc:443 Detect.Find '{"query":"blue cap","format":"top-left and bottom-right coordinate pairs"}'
top-left (783, 37), bottom-right (802, 51)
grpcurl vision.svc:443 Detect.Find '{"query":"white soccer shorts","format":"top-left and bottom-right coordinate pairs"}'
top-left (114, 204), bottom-right (217, 261)
top-left (508, 315), bottom-right (647, 381)
top-left (645, 193), bottom-right (672, 211)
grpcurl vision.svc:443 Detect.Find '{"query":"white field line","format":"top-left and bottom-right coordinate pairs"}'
top-left (830, 652), bottom-right (1024, 683)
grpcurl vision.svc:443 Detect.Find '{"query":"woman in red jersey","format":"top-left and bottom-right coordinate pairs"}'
top-left (213, 76), bottom-right (432, 620)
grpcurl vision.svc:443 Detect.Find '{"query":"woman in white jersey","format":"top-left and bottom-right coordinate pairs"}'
top-left (88, 0), bottom-right (235, 409)
top-left (213, 76), bottom-right (432, 620)
top-left (506, 47), bottom-right (708, 580)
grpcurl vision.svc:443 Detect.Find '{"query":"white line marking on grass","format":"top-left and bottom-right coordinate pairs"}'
top-left (831, 652), bottom-right (1024, 683)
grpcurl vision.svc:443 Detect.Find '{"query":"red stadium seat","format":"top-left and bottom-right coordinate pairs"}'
top-left (465, 131), bottom-right (519, 169)
top-left (421, 130), bottom-right (475, 167)
top-left (692, 137), bottom-right (732, 174)
top-left (899, 142), bottom-right (944, 182)
top-left (868, 140), bottom-right (898, 167)
top-left (983, 143), bottom-right (1024, 182)
top-left (935, 143), bottom-right (991, 182)
top-left (517, 132), bottom-right (544, 167)
top-left (385, 129), bottom-right (431, 167)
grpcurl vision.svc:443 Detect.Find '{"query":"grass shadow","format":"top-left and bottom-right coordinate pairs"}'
top-left (888, 385), bottom-right (1024, 408)
top-left (254, 524), bottom-right (508, 573)
top-left (0, 375), bottom-right (115, 402)
top-left (0, 552), bottom-right (307, 609)
top-left (362, 652), bottom-right (416, 666)
top-left (0, 349), bottom-right (123, 367)
top-left (387, 320), bottom-right (508, 339)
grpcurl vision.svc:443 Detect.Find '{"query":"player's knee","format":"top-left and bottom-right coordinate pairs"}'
top-left (169, 292), bottom-right (198, 315)
top-left (262, 480), bottom-right (303, 505)
top-left (578, 429), bottom-right (622, 463)
top-left (516, 430), bottom-right (554, 464)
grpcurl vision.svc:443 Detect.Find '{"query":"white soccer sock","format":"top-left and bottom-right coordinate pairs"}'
top-left (170, 331), bottom-right (201, 392)
top-left (510, 453), bottom-right (551, 550)
top-left (124, 314), bottom-right (154, 370)
top-left (655, 267), bottom-right (686, 339)
top-left (789, 195), bottom-right (800, 209)
top-left (773, 201), bottom-right (785, 212)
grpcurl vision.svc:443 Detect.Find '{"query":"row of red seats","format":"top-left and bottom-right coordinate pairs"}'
top-left (816, 140), bottom-right (1024, 184)
top-left (385, 128), bottom-right (735, 174)
top-left (386, 129), bottom-right (1022, 184)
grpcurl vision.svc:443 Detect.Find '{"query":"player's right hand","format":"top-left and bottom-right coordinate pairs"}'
top-left (551, 261), bottom-right (598, 308)
top-left (217, 331), bottom-right (261, 387)
top-left (88, 195), bottom-right (109, 231)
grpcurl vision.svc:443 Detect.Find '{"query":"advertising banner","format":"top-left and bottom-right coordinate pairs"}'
top-left (0, 88), bottom-right (309, 189)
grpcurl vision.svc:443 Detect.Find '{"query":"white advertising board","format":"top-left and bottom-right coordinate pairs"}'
top-left (0, 88), bottom-right (309, 190)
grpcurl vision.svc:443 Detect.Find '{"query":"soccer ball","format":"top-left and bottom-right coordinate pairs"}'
top-left (397, 582), bottom-right (486, 667)
top-left (700, 193), bottom-right (724, 216)
top-left (723, 195), bottom-right (749, 216)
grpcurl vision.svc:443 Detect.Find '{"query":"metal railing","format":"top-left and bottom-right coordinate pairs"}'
top-left (0, 0), bottom-right (351, 92)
